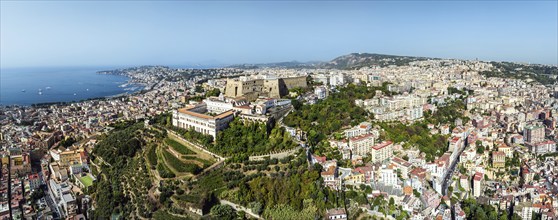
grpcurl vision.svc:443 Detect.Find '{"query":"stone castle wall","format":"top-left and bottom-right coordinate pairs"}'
top-left (224, 76), bottom-right (307, 100)
top-left (281, 76), bottom-right (307, 90)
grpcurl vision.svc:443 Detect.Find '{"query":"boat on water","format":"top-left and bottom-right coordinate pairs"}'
top-left (73, 93), bottom-right (77, 96)
top-left (38, 91), bottom-right (43, 95)
top-left (46, 86), bottom-right (51, 90)
top-left (21, 89), bottom-right (26, 92)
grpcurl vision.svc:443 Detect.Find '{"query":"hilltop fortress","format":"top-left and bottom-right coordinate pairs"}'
top-left (224, 75), bottom-right (307, 100)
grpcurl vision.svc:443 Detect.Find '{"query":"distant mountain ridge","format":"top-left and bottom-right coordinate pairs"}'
top-left (318, 53), bottom-right (433, 69)
top-left (227, 53), bottom-right (434, 70)
top-left (227, 61), bottom-right (321, 69)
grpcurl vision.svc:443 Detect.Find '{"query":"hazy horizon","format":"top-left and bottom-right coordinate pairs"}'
top-left (1, 1), bottom-right (557, 68)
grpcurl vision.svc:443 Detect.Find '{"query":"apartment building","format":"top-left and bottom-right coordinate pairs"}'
top-left (344, 122), bottom-right (372, 138)
top-left (473, 172), bottom-right (483, 198)
top-left (349, 133), bottom-right (375, 156)
top-left (524, 124), bottom-right (545, 144)
top-left (370, 141), bottom-right (394, 163)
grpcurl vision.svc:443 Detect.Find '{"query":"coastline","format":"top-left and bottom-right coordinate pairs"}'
top-left (0, 69), bottom-right (147, 107)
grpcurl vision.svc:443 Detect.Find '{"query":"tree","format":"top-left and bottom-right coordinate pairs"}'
top-left (477, 145), bottom-right (485, 154)
top-left (213, 119), bottom-right (297, 156)
top-left (389, 197), bottom-right (396, 214)
top-left (60, 137), bottom-right (76, 148)
top-left (475, 209), bottom-right (488, 219)
top-left (195, 85), bottom-right (204, 93)
top-left (263, 204), bottom-right (317, 220)
top-left (511, 214), bottom-right (522, 220)
top-left (210, 204), bottom-right (236, 220)
top-left (250, 202), bottom-right (264, 215)
top-left (30, 188), bottom-right (46, 202)
top-left (413, 189), bottom-right (421, 198)
top-left (283, 84), bottom-right (371, 144)
top-left (531, 211), bottom-right (542, 220)
top-left (534, 174), bottom-right (541, 181)
top-left (489, 210), bottom-right (498, 220)
top-left (499, 212), bottom-right (508, 220)
top-left (206, 88), bottom-right (221, 97)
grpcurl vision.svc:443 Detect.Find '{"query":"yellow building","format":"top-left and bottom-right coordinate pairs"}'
top-left (344, 172), bottom-right (365, 184)
top-left (497, 144), bottom-right (513, 158)
top-left (1, 156), bottom-right (8, 166)
top-left (492, 151), bottom-right (506, 168)
top-left (50, 147), bottom-right (85, 167)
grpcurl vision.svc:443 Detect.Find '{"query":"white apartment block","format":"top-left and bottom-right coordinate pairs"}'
top-left (380, 95), bottom-right (426, 111)
top-left (372, 106), bottom-right (424, 122)
top-left (329, 73), bottom-right (346, 87)
top-left (315, 86), bottom-right (327, 100)
top-left (459, 176), bottom-right (469, 192)
top-left (344, 122), bottom-right (372, 138)
top-left (359, 94), bottom-right (426, 122)
top-left (530, 140), bottom-right (556, 155)
top-left (473, 172), bottom-right (483, 198)
top-left (521, 206), bottom-right (539, 220)
top-left (349, 133), bottom-right (375, 156)
top-left (380, 168), bottom-right (398, 186)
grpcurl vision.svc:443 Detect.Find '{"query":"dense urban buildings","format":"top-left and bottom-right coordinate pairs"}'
top-left (2, 55), bottom-right (558, 219)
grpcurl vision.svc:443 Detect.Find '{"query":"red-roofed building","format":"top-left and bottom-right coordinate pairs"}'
top-left (467, 132), bottom-right (478, 145)
top-left (422, 189), bottom-right (441, 209)
top-left (355, 166), bottom-right (374, 183)
top-left (321, 165), bottom-right (339, 190)
top-left (473, 172), bottom-right (483, 198)
top-left (326, 208), bottom-right (347, 220)
top-left (511, 135), bottom-right (524, 144)
top-left (448, 137), bottom-right (463, 152)
top-left (530, 140), bottom-right (556, 155)
top-left (497, 143), bottom-right (513, 157)
top-left (391, 157), bottom-right (412, 179)
top-left (27, 173), bottom-right (42, 191)
top-left (455, 204), bottom-right (466, 220)
top-left (408, 167), bottom-right (426, 192)
top-left (522, 166), bottom-right (534, 183)
top-left (431, 153), bottom-right (451, 178)
top-left (440, 124), bottom-right (450, 135)
top-left (371, 141), bottom-right (393, 163)
top-left (459, 175), bottom-right (469, 191)
top-left (349, 133), bottom-right (375, 156)
top-left (410, 167), bottom-right (427, 180)
top-left (311, 154), bottom-right (327, 165)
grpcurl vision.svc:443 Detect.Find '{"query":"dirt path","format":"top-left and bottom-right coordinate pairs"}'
top-left (220, 199), bottom-right (262, 219)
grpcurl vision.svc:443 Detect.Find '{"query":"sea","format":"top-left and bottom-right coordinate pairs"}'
top-left (0, 66), bottom-right (143, 106)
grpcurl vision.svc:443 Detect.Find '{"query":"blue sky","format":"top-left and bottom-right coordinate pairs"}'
top-left (1, 1), bottom-right (557, 68)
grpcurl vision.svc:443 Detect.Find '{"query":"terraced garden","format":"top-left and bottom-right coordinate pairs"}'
top-left (165, 138), bottom-right (195, 155)
top-left (151, 135), bottom-right (216, 179)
